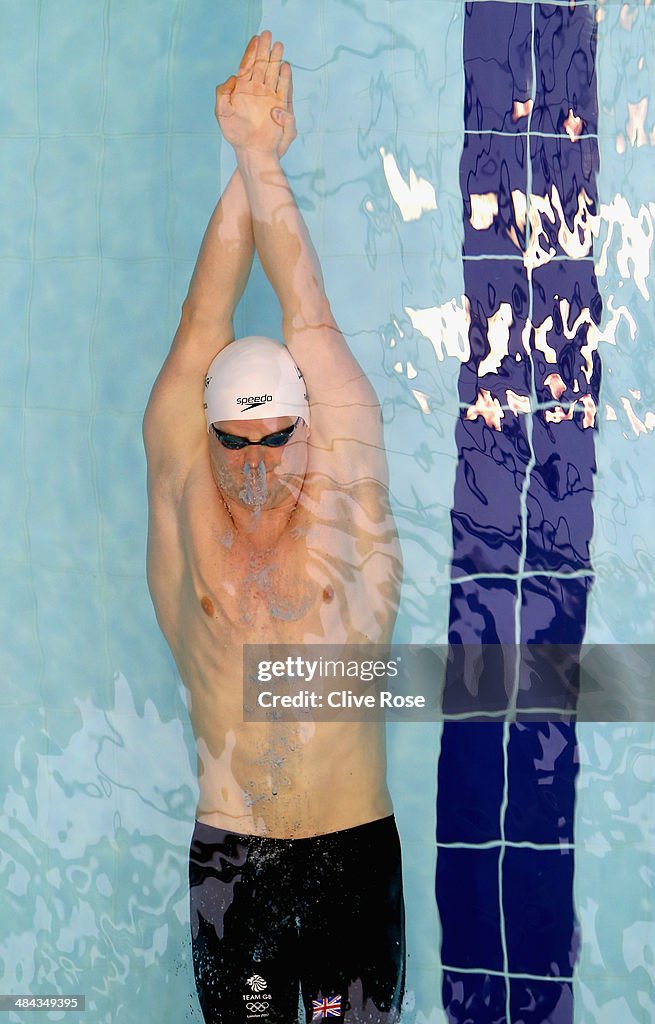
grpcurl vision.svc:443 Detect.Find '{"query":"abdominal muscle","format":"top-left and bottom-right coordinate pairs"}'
top-left (176, 603), bottom-right (393, 839)
top-left (155, 483), bottom-right (398, 839)
top-left (192, 708), bottom-right (391, 838)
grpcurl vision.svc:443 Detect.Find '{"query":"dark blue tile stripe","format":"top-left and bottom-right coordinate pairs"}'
top-left (437, 4), bottom-right (601, 1021)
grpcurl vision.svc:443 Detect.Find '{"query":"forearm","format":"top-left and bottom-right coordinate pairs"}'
top-left (236, 149), bottom-right (334, 334)
top-left (183, 169), bottom-right (254, 332)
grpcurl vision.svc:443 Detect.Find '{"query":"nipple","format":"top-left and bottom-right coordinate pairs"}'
top-left (323, 585), bottom-right (334, 603)
top-left (200, 596), bottom-right (214, 617)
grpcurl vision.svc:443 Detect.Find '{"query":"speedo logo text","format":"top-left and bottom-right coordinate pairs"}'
top-left (237, 394), bottom-right (273, 410)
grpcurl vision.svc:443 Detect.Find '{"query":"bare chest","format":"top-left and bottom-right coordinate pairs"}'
top-left (164, 469), bottom-right (398, 647)
top-left (223, 539), bottom-right (320, 631)
top-left (190, 516), bottom-right (342, 642)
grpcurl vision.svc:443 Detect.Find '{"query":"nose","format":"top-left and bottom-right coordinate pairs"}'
top-left (245, 446), bottom-right (268, 469)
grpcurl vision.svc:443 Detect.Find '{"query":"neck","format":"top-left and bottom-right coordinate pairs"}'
top-left (221, 494), bottom-right (299, 551)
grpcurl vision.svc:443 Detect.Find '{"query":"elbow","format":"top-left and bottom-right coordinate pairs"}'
top-left (142, 395), bottom-right (157, 456)
top-left (177, 299), bottom-right (233, 341)
top-left (283, 299), bottom-right (337, 337)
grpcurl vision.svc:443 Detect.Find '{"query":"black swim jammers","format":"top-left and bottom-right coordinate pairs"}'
top-left (189, 815), bottom-right (405, 1023)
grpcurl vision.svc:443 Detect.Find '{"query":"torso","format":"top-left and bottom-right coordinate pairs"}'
top-left (147, 449), bottom-right (401, 838)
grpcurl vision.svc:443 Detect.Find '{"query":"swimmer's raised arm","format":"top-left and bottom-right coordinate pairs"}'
top-left (143, 36), bottom-right (296, 489)
top-left (217, 33), bottom-right (382, 452)
top-left (180, 170), bottom-right (253, 352)
top-left (181, 37), bottom-right (297, 345)
top-left (143, 168), bottom-right (253, 490)
top-left (216, 34), bottom-right (320, 340)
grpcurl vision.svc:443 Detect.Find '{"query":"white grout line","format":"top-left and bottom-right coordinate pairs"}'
top-left (86, 0), bottom-right (112, 697)
top-left (22, 0), bottom-right (45, 712)
top-left (500, 8), bottom-right (540, 1021)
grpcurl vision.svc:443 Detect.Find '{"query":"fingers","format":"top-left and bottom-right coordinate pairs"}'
top-left (265, 40), bottom-right (284, 91)
top-left (215, 75), bottom-right (236, 118)
top-left (216, 74), bottom-right (236, 97)
top-left (277, 61), bottom-right (292, 109)
top-left (232, 30), bottom-right (288, 94)
top-left (277, 110), bottom-right (297, 138)
top-left (251, 30), bottom-right (272, 84)
top-left (272, 107), bottom-right (297, 157)
top-left (237, 35), bottom-right (258, 80)
top-left (272, 108), bottom-right (293, 128)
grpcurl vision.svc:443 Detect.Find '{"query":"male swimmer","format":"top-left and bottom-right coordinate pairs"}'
top-left (144, 33), bottom-right (404, 1024)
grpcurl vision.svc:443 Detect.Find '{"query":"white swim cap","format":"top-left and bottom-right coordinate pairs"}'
top-left (204, 336), bottom-right (310, 428)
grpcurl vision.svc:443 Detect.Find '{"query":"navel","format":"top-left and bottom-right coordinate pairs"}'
top-left (200, 595), bottom-right (215, 617)
top-left (322, 585), bottom-right (334, 603)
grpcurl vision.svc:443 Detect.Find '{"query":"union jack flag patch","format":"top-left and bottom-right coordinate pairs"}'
top-left (312, 994), bottom-right (342, 1019)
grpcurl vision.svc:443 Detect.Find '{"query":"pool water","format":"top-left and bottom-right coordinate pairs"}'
top-left (1, 1), bottom-right (654, 1021)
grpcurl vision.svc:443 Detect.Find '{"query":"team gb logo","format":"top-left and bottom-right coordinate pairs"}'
top-left (246, 975), bottom-right (267, 992)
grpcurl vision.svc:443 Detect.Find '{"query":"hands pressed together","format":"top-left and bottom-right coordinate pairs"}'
top-left (215, 31), bottom-right (297, 158)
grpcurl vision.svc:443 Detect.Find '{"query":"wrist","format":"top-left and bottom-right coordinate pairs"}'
top-left (235, 146), bottom-right (281, 174)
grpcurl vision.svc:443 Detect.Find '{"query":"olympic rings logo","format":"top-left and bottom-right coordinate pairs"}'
top-left (246, 1002), bottom-right (269, 1013)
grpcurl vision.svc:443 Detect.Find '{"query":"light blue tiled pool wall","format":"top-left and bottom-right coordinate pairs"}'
top-left (1, 1), bottom-right (654, 1021)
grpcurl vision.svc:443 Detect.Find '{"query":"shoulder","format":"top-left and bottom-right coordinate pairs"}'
top-left (146, 454), bottom-right (226, 619)
top-left (144, 344), bottom-right (220, 502)
top-left (284, 315), bottom-right (384, 450)
top-left (144, 311), bottom-right (234, 498)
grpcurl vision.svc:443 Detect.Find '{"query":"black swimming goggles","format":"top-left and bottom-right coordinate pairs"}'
top-left (211, 417), bottom-right (301, 451)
